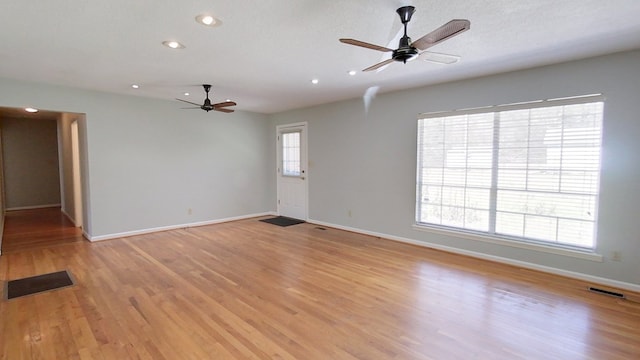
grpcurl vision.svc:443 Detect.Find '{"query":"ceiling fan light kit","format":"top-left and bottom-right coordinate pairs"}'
top-left (340, 5), bottom-right (470, 72)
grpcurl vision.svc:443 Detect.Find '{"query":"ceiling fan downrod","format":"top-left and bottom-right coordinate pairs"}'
top-left (393, 6), bottom-right (418, 63)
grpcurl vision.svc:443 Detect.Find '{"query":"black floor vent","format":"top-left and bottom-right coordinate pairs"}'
top-left (315, 227), bottom-right (327, 231)
top-left (588, 286), bottom-right (625, 299)
top-left (5, 270), bottom-right (75, 300)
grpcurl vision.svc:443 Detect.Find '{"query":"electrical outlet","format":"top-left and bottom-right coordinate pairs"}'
top-left (611, 251), bottom-right (622, 262)
top-left (348, 210), bottom-right (352, 217)
top-left (188, 208), bottom-right (192, 215)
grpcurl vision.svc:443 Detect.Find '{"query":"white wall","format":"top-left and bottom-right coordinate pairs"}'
top-left (269, 50), bottom-right (640, 289)
top-left (1, 117), bottom-right (61, 209)
top-left (0, 79), bottom-right (272, 238)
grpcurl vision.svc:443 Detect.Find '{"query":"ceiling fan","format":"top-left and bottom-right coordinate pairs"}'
top-left (176, 84), bottom-right (236, 113)
top-left (340, 6), bottom-right (470, 72)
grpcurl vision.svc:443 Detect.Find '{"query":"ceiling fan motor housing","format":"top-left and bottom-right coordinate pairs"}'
top-left (392, 47), bottom-right (418, 63)
top-left (201, 102), bottom-right (214, 112)
top-left (202, 84), bottom-right (214, 111)
top-left (393, 36), bottom-right (418, 63)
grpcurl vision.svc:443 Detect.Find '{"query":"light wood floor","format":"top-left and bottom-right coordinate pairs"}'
top-left (1, 211), bottom-right (639, 359)
top-left (1, 207), bottom-right (85, 253)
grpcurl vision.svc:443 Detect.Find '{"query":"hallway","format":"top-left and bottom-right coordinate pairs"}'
top-left (1, 207), bottom-right (85, 253)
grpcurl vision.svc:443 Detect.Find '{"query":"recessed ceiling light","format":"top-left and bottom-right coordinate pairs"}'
top-left (225, 99), bottom-right (231, 102)
top-left (311, 79), bottom-right (319, 85)
top-left (348, 70), bottom-right (357, 76)
top-left (184, 92), bottom-right (190, 96)
top-left (25, 107), bottom-right (38, 113)
top-left (162, 40), bottom-right (185, 49)
top-left (195, 14), bottom-right (222, 27)
top-left (131, 84), bottom-right (140, 89)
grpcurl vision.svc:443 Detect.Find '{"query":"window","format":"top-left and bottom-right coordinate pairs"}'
top-left (416, 95), bottom-right (604, 249)
top-left (281, 131), bottom-right (301, 176)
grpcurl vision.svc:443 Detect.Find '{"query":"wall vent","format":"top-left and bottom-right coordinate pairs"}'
top-left (588, 286), bottom-right (625, 299)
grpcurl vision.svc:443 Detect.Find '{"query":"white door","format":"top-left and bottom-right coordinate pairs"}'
top-left (277, 123), bottom-right (307, 220)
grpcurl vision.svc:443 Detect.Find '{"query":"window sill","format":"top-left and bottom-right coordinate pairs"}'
top-left (412, 224), bottom-right (603, 262)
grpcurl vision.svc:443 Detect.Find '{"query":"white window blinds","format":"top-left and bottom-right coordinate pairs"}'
top-left (416, 95), bottom-right (604, 249)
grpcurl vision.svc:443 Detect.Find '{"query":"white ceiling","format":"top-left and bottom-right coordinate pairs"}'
top-left (1, 0), bottom-right (639, 114)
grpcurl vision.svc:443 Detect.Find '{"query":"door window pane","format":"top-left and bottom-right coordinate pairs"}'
top-left (282, 132), bottom-right (301, 176)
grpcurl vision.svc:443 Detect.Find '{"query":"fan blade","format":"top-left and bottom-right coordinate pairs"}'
top-left (411, 19), bottom-right (470, 51)
top-left (419, 51), bottom-right (460, 64)
top-left (213, 101), bottom-right (236, 108)
top-left (363, 58), bottom-right (395, 72)
top-left (214, 108), bottom-right (234, 113)
top-left (340, 38), bottom-right (393, 52)
top-left (176, 98), bottom-right (203, 106)
top-left (180, 107), bottom-right (202, 109)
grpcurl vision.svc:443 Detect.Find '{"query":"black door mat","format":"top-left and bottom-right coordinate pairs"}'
top-left (260, 216), bottom-right (305, 227)
top-left (5, 270), bottom-right (75, 300)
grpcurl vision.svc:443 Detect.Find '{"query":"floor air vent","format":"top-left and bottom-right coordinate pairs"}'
top-left (588, 286), bottom-right (625, 299)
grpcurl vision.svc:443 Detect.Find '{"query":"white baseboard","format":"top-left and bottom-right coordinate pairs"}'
top-left (6, 204), bottom-right (61, 211)
top-left (87, 211), bottom-right (276, 242)
top-left (307, 218), bottom-right (640, 294)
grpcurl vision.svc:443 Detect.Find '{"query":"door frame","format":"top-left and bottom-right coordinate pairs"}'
top-left (70, 119), bottom-right (83, 228)
top-left (276, 122), bottom-right (308, 219)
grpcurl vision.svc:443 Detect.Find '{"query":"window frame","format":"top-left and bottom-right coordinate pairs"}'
top-left (414, 94), bottom-right (605, 261)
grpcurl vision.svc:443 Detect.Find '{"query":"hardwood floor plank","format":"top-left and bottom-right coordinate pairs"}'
top-left (1, 211), bottom-right (639, 359)
top-left (1, 208), bottom-right (85, 254)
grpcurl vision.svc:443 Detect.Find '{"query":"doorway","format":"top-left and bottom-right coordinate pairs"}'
top-left (0, 107), bottom-right (87, 253)
top-left (276, 123), bottom-right (308, 220)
